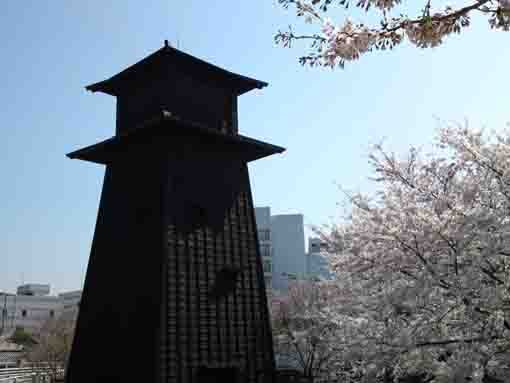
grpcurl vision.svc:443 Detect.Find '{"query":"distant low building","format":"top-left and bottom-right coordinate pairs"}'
top-left (0, 285), bottom-right (82, 335)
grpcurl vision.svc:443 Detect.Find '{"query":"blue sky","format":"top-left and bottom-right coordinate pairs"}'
top-left (1, 1), bottom-right (509, 294)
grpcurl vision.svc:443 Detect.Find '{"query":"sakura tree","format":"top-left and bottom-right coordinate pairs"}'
top-left (27, 316), bottom-right (76, 379)
top-left (315, 123), bottom-right (510, 382)
top-left (270, 280), bottom-right (352, 382)
top-left (275, 0), bottom-right (510, 68)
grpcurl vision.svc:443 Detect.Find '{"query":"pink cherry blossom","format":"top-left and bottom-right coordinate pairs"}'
top-left (270, 122), bottom-right (510, 381)
top-left (276, 0), bottom-right (509, 68)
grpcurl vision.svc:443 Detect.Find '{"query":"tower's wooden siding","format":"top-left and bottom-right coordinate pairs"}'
top-left (162, 165), bottom-right (275, 383)
top-left (66, 156), bottom-right (165, 383)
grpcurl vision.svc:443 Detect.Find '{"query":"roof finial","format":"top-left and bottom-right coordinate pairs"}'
top-left (164, 39), bottom-right (169, 48)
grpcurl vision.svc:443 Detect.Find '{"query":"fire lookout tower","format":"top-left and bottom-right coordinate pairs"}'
top-left (65, 41), bottom-right (285, 383)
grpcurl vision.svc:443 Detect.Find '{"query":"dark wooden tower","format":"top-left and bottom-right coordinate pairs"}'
top-left (66, 41), bottom-right (284, 383)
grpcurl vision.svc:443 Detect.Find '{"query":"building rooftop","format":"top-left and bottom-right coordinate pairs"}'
top-left (86, 41), bottom-right (268, 97)
top-left (16, 284), bottom-right (50, 296)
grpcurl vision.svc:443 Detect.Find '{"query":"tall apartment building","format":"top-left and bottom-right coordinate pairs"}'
top-left (255, 207), bottom-right (273, 291)
top-left (0, 284), bottom-right (82, 335)
top-left (255, 207), bottom-right (306, 294)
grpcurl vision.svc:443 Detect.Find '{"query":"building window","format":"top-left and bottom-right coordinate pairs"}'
top-left (258, 229), bottom-right (270, 241)
top-left (21, 310), bottom-right (27, 318)
top-left (260, 244), bottom-right (271, 258)
top-left (263, 260), bottom-right (272, 273)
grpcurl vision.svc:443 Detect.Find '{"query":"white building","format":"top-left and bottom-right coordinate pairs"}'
top-left (270, 214), bottom-right (306, 292)
top-left (59, 290), bottom-right (81, 308)
top-left (0, 285), bottom-right (81, 335)
top-left (255, 207), bottom-right (306, 295)
top-left (305, 237), bottom-right (334, 281)
top-left (58, 290), bottom-right (82, 321)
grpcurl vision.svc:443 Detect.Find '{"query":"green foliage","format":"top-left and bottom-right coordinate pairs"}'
top-left (9, 326), bottom-right (37, 347)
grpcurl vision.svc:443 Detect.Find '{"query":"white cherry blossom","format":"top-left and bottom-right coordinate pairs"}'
top-left (276, 0), bottom-right (509, 67)
top-left (282, 122), bottom-right (510, 381)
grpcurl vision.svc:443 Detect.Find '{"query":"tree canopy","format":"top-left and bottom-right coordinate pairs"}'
top-left (270, 280), bottom-right (344, 381)
top-left (9, 327), bottom-right (37, 347)
top-left (292, 123), bottom-right (510, 382)
top-left (26, 317), bottom-right (76, 377)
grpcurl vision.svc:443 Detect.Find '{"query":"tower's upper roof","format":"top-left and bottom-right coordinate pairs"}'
top-left (85, 41), bottom-right (268, 96)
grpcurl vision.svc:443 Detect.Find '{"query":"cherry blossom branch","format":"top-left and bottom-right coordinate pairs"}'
top-left (479, 263), bottom-right (505, 285)
top-left (391, 231), bottom-right (451, 289)
top-left (370, 144), bottom-right (470, 219)
top-left (415, 335), bottom-right (499, 347)
top-left (384, 0), bottom-right (492, 33)
top-left (276, 0), bottom-right (510, 67)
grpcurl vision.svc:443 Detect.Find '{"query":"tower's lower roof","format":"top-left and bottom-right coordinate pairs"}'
top-left (67, 111), bottom-right (285, 165)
